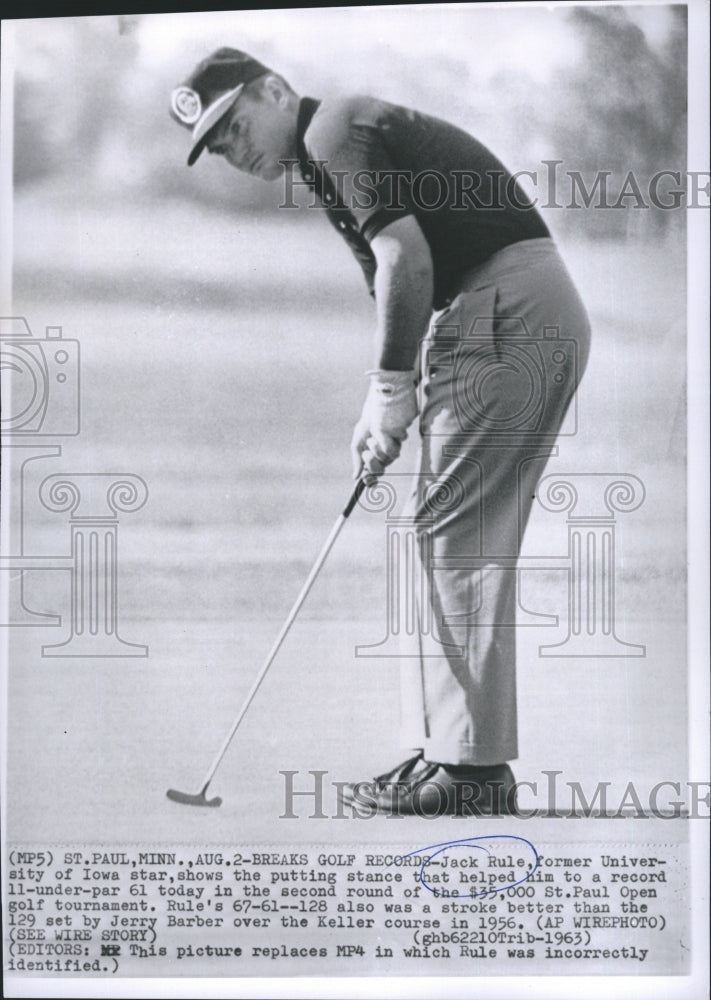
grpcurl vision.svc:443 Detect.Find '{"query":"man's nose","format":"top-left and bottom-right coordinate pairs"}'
top-left (237, 145), bottom-right (254, 171)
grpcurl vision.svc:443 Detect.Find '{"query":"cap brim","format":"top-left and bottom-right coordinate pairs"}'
top-left (187, 83), bottom-right (244, 166)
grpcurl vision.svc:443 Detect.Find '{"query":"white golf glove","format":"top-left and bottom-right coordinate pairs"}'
top-left (351, 369), bottom-right (418, 480)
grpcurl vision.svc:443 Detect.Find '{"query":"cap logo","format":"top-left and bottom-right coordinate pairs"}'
top-left (171, 86), bottom-right (202, 125)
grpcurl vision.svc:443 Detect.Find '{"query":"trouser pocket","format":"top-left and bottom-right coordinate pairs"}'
top-left (420, 284), bottom-right (499, 437)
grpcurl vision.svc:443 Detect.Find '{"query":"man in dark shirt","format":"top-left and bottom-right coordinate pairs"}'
top-left (171, 48), bottom-right (591, 816)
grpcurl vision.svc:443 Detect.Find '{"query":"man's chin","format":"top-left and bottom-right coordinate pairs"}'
top-left (258, 161), bottom-right (285, 182)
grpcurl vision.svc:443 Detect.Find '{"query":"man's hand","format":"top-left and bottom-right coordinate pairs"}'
top-left (351, 369), bottom-right (418, 480)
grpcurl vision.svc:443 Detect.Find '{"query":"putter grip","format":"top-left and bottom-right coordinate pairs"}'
top-left (342, 477), bottom-right (367, 518)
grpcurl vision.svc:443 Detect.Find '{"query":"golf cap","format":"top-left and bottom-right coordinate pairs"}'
top-left (170, 47), bottom-right (271, 165)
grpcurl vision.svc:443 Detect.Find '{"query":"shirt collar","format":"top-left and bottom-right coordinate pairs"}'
top-left (296, 97), bottom-right (321, 178)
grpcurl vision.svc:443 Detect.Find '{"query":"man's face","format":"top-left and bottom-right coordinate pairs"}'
top-left (206, 78), bottom-right (296, 181)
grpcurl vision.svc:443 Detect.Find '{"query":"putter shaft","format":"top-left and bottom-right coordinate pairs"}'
top-left (170, 478), bottom-right (367, 805)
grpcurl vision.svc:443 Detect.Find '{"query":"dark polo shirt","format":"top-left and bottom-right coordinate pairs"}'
top-left (295, 95), bottom-right (549, 310)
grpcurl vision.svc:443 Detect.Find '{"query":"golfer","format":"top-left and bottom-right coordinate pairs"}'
top-left (170, 48), bottom-right (591, 816)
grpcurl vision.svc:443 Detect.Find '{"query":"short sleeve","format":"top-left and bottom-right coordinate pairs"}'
top-left (303, 96), bottom-right (415, 242)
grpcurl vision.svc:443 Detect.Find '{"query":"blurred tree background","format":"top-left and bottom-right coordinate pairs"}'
top-left (11, 5), bottom-right (687, 239)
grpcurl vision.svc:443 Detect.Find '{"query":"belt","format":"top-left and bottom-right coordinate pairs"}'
top-left (441, 237), bottom-right (558, 306)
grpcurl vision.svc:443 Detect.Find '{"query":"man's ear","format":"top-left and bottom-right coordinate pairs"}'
top-left (263, 74), bottom-right (289, 106)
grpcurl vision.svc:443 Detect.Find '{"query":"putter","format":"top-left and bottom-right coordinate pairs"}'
top-left (167, 476), bottom-right (368, 808)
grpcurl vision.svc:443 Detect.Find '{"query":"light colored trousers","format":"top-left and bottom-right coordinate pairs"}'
top-left (399, 238), bottom-right (591, 765)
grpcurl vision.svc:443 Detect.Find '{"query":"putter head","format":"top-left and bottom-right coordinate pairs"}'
top-left (166, 787), bottom-right (222, 808)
